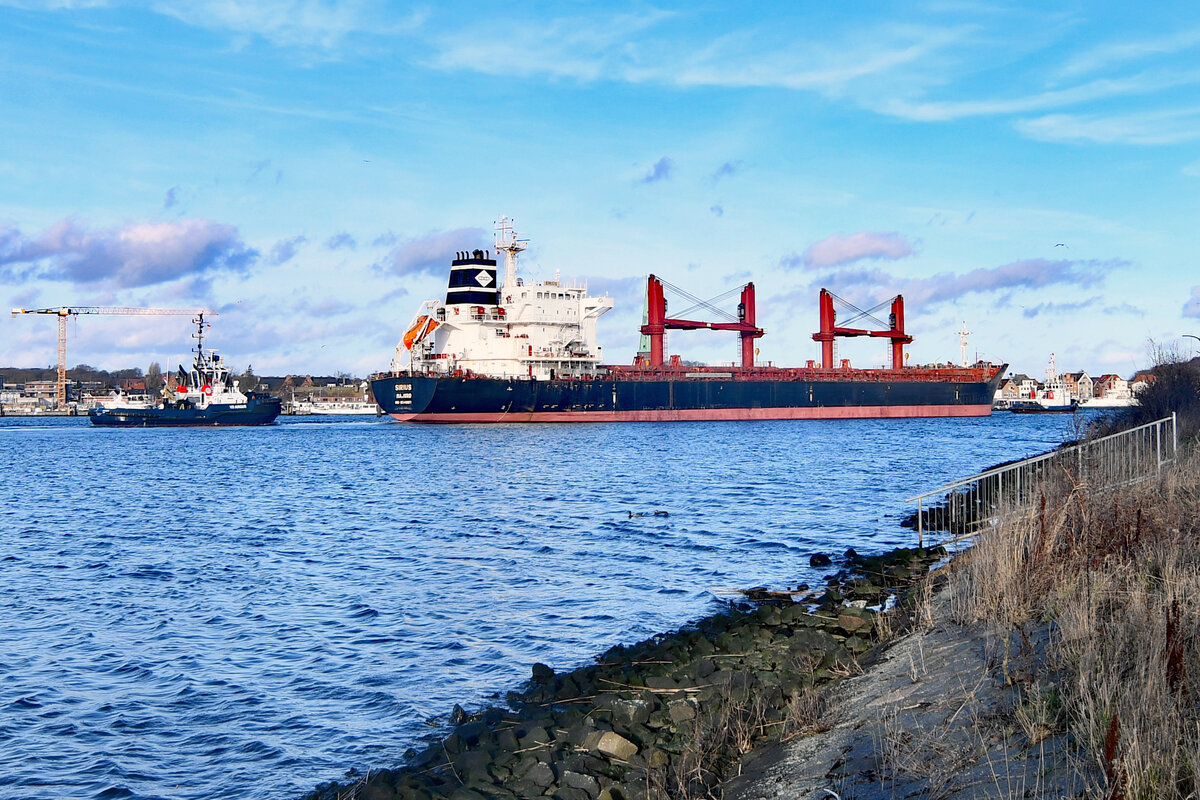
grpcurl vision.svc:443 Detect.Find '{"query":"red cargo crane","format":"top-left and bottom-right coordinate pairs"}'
top-left (640, 275), bottom-right (765, 369)
top-left (812, 289), bottom-right (912, 369)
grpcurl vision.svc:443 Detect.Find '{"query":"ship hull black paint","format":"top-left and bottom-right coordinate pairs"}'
top-left (371, 372), bottom-right (1006, 423)
top-left (88, 396), bottom-right (283, 427)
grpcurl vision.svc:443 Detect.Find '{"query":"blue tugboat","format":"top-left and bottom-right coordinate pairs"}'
top-left (89, 313), bottom-right (281, 427)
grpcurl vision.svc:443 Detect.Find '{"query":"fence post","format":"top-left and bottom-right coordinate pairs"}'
top-left (1157, 422), bottom-right (1162, 472)
top-left (917, 498), bottom-right (924, 549)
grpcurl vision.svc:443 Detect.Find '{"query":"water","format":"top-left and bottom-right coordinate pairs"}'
top-left (0, 413), bottom-right (1095, 799)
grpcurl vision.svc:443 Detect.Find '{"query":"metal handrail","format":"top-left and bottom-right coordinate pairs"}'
top-left (906, 413), bottom-right (1177, 547)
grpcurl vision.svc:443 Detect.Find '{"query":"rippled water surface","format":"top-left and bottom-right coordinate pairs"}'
top-left (1, 413), bottom-right (1097, 799)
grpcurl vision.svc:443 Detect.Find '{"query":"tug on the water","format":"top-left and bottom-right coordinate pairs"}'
top-left (370, 218), bottom-right (1005, 423)
top-left (89, 313), bottom-right (281, 427)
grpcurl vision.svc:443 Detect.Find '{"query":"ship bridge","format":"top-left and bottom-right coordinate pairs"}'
top-left (398, 218), bottom-right (612, 380)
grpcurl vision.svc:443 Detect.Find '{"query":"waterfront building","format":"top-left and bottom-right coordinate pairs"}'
top-left (1095, 374), bottom-right (1130, 400)
top-left (1062, 371), bottom-right (1093, 402)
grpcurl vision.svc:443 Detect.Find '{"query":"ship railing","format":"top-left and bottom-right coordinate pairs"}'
top-left (905, 413), bottom-right (1177, 549)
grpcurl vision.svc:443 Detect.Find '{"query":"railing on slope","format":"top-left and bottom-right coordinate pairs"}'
top-left (906, 413), bottom-right (1177, 548)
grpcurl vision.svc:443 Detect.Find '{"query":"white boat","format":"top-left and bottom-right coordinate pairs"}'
top-left (289, 398), bottom-right (381, 415)
top-left (86, 389), bottom-right (155, 411)
top-left (1081, 397), bottom-right (1134, 408)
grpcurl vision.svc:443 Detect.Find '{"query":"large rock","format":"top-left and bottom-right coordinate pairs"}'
top-left (560, 770), bottom-right (601, 798)
top-left (611, 696), bottom-right (651, 727)
top-left (837, 612), bottom-right (872, 634)
top-left (595, 731), bottom-right (639, 761)
top-left (667, 698), bottom-right (696, 724)
top-left (524, 761), bottom-right (555, 789)
top-left (518, 726), bottom-right (552, 751)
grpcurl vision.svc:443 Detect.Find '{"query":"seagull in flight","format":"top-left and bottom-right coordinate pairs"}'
top-left (1055, 243), bottom-right (1068, 247)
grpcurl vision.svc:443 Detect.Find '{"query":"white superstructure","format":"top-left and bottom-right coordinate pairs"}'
top-left (394, 217), bottom-right (613, 380)
top-left (163, 314), bottom-right (253, 409)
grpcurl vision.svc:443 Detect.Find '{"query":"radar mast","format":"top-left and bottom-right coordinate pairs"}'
top-left (494, 216), bottom-right (527, 292)
top-left (957, 322), bottom-right (971, 367)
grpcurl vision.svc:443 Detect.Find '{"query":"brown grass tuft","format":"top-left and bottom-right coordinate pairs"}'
top-left (950, 443), bottom-right (1200, 799)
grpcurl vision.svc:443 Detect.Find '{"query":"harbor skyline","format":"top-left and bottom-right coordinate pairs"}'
top-left (3, 2), bottom-right (1199, 378)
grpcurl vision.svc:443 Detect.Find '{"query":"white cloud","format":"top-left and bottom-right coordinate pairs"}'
top-left (878, 71), bottom-right (1200, 122)
top-left (902, 258), bottom-right (1122, 306)
top-left (1184, 286), bottom-right (1200, 319)
top-left (1016, 107), bottom-right (1200, 145)
top-left (1059, 28), bottom-right (1200, 78)
top-left (425, 10), bottom-right (675, 81)
top-left (0, 1), bottom-right (108, 8)
top-left (427, 13), bottom-right (968, 98)
top-left (641, 157), bottom-right (674, 184)
top-left (150, 0), bottom-right (424, 51)
top-left (791, 232), bottom-right (917, 269)
top-left (268, 235), bottom-right (307, 265)
top-left (421, 9), bottom-right (1200, 141)
top-left (378, 228), bottom-right (486, 277)
top-left (0, 217), bottom-right (257, 288)
top-left (800, 257), bottom-right (1128, 311)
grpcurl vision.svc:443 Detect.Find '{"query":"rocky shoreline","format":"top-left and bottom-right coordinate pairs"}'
top-left (301, 546), bottom-right (946, 800)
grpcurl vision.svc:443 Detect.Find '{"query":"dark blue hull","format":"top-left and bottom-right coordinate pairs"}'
top-left (371, 366), bottom-right (1007, 423)
top-left (88, 396), bottom-right (282, 427)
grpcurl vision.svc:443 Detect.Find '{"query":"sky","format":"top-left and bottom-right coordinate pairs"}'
top-left (2, 1), bottom-right (1200, 380)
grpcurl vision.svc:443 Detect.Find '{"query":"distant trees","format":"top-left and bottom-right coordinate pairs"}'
top-left (239, 364), bottom-right (260, 392)
top-left (146, 362), bottom-right (163, 393)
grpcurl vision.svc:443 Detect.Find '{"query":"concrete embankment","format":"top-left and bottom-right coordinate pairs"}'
top-left (301, 547), bottom-right (945, 800)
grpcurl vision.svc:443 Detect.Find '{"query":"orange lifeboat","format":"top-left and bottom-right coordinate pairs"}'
top-left (403, 315), bottom-right (439, 350)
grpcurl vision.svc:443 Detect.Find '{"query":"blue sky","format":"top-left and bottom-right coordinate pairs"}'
top-left (2, 1), bottom-right (1199, 379)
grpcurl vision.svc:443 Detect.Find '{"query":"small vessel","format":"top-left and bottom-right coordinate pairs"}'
top-left (86, 388), bottom-right (155, 411)
top-left (1006, 354), bottom-right (1080, 413)
top-left (370, 218), bottom-right (1006, 423)
top-left (289, 398), bottom-right (381, 415)
top-left (287, 382), bottom-right (382, 415)
top-left (89, 313), bottom-right (281, 427)
top-left (1009, 399), bottom-right (1079, 414)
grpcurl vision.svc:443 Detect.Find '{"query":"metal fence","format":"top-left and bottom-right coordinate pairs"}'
top-left (906, 413), bottom-right (1178, 548)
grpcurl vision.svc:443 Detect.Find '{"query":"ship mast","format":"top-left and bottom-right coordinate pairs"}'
top-left (192, 312), bottom-right (211, 365)
top-left (494, 216), bottom-right (526, 291)
top-left (957, 322), bottom-right (971, 367)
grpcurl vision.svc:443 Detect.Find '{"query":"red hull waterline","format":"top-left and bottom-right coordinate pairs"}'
top-left (388, 403), bottom-right (994, 424)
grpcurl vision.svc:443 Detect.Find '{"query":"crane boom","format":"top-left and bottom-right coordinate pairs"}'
top-left (10, 306), bottom-right (216, 409)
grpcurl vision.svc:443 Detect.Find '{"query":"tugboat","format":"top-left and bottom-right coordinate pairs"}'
top-left (89, 313), bottom-right (282, 427)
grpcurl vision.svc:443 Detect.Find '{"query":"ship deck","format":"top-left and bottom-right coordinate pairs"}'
top-left (601, 364), bottom-right (1004, 383)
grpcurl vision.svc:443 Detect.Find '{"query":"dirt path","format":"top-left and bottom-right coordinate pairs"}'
top-left (725, 593), bottom-right (1086, 800)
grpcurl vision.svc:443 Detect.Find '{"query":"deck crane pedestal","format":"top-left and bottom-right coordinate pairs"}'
top-left (640, 275), bottom-right (765, 369)
top-left (10, 306), bottom-right (215, 408)
top-left (812, 289), bottom-right (913, 370)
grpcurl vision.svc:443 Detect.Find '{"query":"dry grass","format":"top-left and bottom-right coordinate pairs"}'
top-left (949, 443), bottom-right (1200, 799)
top-left (781, 684), bottom-right (837, 741)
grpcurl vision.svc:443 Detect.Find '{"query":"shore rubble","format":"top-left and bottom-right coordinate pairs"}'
top-left (302, 547), bottom-right (947, 800)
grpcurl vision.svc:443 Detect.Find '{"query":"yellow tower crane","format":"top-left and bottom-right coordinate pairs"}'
top-left (10, 306), bottom-right (216, 409)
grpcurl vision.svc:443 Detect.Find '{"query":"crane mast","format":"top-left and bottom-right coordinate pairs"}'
top-left (10, 306), bottom-right (215, 409)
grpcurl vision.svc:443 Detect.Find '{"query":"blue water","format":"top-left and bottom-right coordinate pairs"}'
top-left (0, 413), bottom-right (1096, 799)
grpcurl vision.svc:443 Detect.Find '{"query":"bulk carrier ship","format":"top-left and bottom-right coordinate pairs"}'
top-left (370, 219), bottom-right (1005, 423)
